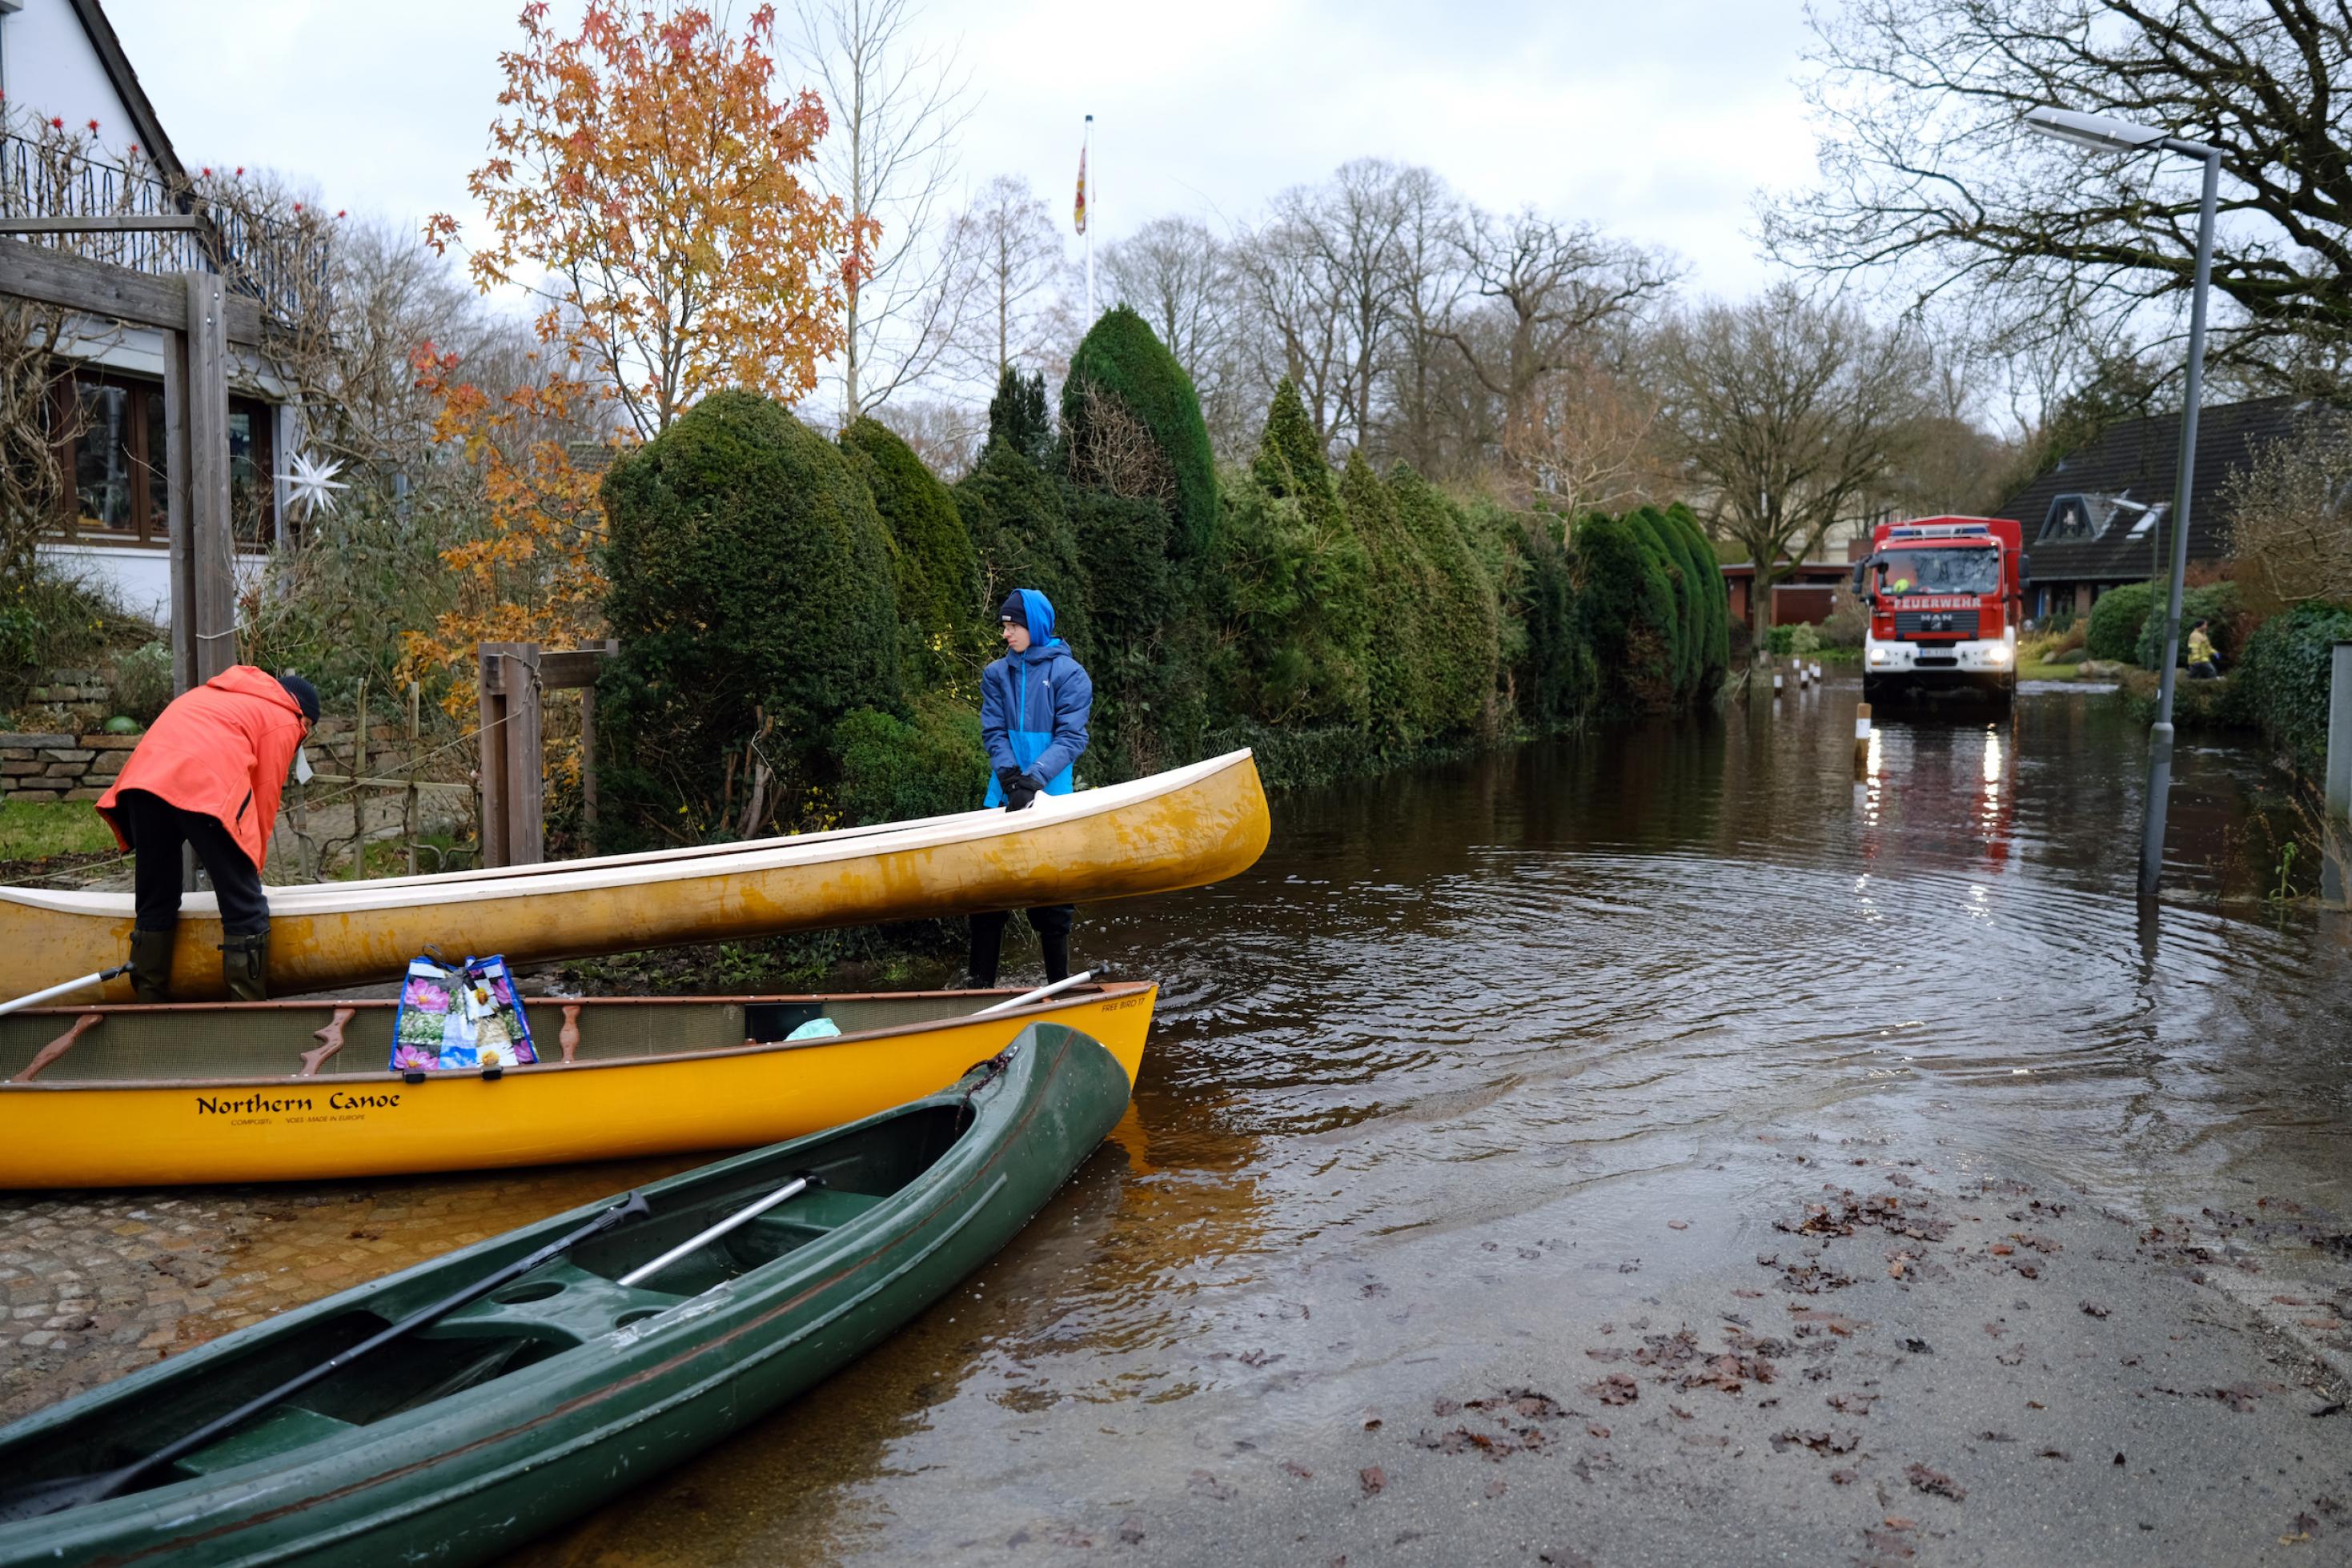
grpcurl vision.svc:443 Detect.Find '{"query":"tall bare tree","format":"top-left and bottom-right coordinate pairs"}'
top-left (1763, 0), bottom-right (2352, 393)
top-left (1656, 287), bottom-right (1933, 628)
top-left (1437, 210), bottom-right (1676, 455)
top-left (790, 0), bottom-right (974, 419)
top-left (945, 175), bottom-right (1067, 381)
top-left (1100, 215), bottom-right (1250, 455)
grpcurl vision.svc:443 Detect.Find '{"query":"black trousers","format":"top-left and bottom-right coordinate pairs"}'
top-left (967, 904), bottom-right (1074, 987)
top-left (115, 789), bottom-right (271, 936)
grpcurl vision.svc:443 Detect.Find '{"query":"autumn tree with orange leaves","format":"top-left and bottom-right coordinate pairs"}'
top-left (403, 0), bottom-right (865, 708)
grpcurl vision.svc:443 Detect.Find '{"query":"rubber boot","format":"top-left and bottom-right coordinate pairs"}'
top-left (220, 928), bottom-right (270, 1003)
top-left (965, 912), bottom-right (1006, 989)
top-left (1038, 922), bottom-right (1071, 985)
top-left (127, 924), bottom-right (176, 1004)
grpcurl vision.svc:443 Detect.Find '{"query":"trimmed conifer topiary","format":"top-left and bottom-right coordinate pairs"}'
top-left (1339, 450), bottom-right (1439, 742)
top-left (1387, 463), bottom-right (1499, 735)
top-left (597, 390), bottom-right (901, 845)
top-left (840, 416), bottom-right (981, 680)
top-left (953, 441), bottom-right (1091, 656)
top-left (1062, 306), bottom-right (1217, 563)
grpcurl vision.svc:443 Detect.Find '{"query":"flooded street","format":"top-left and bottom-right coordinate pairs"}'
top-left (509, 677), bottom-right (2352, 1564)
top-left (9, 678), bottom-right (2350, 1563)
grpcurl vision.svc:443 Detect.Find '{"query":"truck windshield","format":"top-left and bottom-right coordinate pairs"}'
top-left (1877, 547), bottom-right (2001, 596)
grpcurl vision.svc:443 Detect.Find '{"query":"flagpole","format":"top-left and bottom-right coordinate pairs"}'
top-left (1083, 114), bottom-right (1095, 322)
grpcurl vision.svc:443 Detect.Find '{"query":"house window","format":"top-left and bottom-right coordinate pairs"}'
top-left (2038, 494), bottom-right (2097, 543)
top-left (52, 371), bottom-right (278, 550)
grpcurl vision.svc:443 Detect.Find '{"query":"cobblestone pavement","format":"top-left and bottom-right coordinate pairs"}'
top-left (0, 1154), bottom-right (705, 1425)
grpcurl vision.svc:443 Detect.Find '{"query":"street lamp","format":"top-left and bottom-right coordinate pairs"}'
top-left (2025, 105), bottom-right (2222, 900)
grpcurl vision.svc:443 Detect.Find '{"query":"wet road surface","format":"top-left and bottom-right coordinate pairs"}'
top-left (7, 676), bottom-right (2351, 1562)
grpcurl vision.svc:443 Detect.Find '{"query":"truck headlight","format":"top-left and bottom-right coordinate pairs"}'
top-left (1985, 644), bottom-right (2010, 664)
top-left (1868, 648), bottom-right (1889, 665)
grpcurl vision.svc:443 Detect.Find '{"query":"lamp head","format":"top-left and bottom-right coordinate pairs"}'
top-left (2025, 106), bottom-right (2165, 153)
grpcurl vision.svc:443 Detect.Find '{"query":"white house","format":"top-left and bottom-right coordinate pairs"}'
top-left (2, 0), bottom-right (307, 625)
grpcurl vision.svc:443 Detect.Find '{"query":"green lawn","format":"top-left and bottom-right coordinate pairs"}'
top-left (0, 799), bottom-right (117, 861)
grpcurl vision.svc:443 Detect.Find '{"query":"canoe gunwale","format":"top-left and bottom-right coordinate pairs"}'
top-left (0, 980), bottom-right (1155, 1094)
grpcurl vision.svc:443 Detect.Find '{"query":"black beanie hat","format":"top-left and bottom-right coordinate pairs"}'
top-left (998, 591), bottom-right (1028, 628)
top-left (277, 673), bottom-right (320, 725)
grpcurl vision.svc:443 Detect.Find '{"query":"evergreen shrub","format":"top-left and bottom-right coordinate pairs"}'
top-left (1388, 464), bottom-right (1499, 733)
top-left (598, 391), bottom-right (901, 845)
top-left (2236, 600), bottom-right (2352, 778)
top-left (1062, 306), bottom-right (1217, 562)
top-left (1574, 510), bottom-right (1680, 716)
top-left (2133, 580), bottom-right (2240, 669)
top-left (833, 693), bottom-right (987, 824)
top-left (2085, 581), bottom-right (2154, 663)
top-left (841, 416), bottom-right (980, 642)
top-left (953, 442), bottom-right (1091, 655)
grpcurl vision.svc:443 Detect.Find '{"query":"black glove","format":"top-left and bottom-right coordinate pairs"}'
top-left (995, 766), bottom-right (1024, 796)
top-left (1002, 772), bottom-right (1042, 811)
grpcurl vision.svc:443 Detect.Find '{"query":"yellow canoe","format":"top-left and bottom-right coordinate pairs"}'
top-left (0, 981), bottom-right (1157, 1188)
top-left (0, 750), bottom-right (1267, 1003)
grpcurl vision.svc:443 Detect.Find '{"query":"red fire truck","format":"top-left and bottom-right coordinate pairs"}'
top-left (1850, 516), bottom-right (2029, 703)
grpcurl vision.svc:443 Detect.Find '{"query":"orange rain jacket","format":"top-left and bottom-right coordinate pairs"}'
top-left (98, 666), bottom-right (309, 872)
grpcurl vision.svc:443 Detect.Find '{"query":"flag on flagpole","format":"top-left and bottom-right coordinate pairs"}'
top-left (1074, 139), bottom-right (1090, 235)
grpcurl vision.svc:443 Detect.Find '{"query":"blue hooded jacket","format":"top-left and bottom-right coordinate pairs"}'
top-left (981, 587), bottom-right (1091, 807)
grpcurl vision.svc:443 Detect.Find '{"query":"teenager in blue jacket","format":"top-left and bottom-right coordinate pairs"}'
top-left (969, 587), bottom-right (1092, 986)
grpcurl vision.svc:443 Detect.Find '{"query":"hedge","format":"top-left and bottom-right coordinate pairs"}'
top-left (2237, 600), bottom-right (2352, 778)
top-left (840, 415), bottom-right (980, 680)
top-left (2133, 580), bottom-right (2240, 670)
top-left (1387, 463), bottom-right (1499, 734)
top-left (2085, 581), bottom-right (2153, 663)
top-left (1062, 306), bottom-right (1217, 563)
top-left (598, 390), bottom-right (901, 845)
top-left (952, 441), bottom-right (1091, 656)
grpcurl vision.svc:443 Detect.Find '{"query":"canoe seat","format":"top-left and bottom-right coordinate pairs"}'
top-left (724, 1188), bottom-right (889, 1266)
top-left (172, 1404), bottom-right (357, 1478)
top-left (419, 1262), bottom-right (686, 1349)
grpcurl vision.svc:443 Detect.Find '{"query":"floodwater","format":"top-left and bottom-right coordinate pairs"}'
top-left (500, 675), bottom-right (2352, 1565)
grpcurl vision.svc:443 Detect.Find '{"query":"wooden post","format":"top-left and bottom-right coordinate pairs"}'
top-left (405, 680), bottom-right (421, 878)
top-left (2324, 643), bottom-right (2351, 908)
top-left (502, 644), bottom-right (545, 865)
top-left (478, 643), bottom-right (511, 868)
top-left (350, 676), bottom-right (367, 880)
top-left (578, 637), bottom-right (615, 855)
top-left (182, 272), bottom-right (235, 684)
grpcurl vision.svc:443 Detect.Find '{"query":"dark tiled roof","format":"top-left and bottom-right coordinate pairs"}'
top-left (1995, 395), bottom-right (2305, 584)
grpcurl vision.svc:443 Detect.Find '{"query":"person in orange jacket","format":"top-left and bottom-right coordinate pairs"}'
top-left (97, 667), bottom-right (318, 1001)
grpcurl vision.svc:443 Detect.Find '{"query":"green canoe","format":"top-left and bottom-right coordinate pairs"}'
top-left (0, 1021), bottom-right (1131, 1566)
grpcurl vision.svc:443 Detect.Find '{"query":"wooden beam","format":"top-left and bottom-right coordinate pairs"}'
top-left (183, 273), bottom-right (237, 683)
top-left (536, 645), bottom-right (616, 690)
top-left (0, 243), bottom-right (263, 343)
top-left (0, 215), bottom-right (206, 235)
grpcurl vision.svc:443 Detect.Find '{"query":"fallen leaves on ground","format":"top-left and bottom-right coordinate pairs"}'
top-left (1584, 1374), bottom-right (1640, 1406)
top-left (1359, 1466), bottom-right (1385, 1496)
top-left (1906, 1462), bottom-right (1965, 1501)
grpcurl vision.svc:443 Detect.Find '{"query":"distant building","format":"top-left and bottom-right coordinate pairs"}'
top-left (1994, 395), bottom-right (2302, 621)
top-left (2, 0), bottom-right (319, 624)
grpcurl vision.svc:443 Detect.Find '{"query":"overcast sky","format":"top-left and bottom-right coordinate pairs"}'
top-left (107, 0), bottom-right (1819, 305)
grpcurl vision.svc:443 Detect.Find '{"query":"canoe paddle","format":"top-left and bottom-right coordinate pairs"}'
top-left (971, 970), bottom-right (1094, 1016)
top-left (0, 964), bottom-right (129, 1020)
top-left (0, 1190), bottom-right (651, 1524)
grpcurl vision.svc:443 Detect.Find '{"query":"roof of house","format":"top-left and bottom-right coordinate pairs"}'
top-left (1995, 394), bottom-right (2306, 584)
top-left (63, 0), bottom-right (191, 186)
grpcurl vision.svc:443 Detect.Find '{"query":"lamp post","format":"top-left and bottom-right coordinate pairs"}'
top-left (2025, 106), bottom-right (2221, 900)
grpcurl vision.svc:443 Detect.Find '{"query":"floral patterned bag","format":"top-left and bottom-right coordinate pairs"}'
top-left (389, 954), bottom-right (538, 1072)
